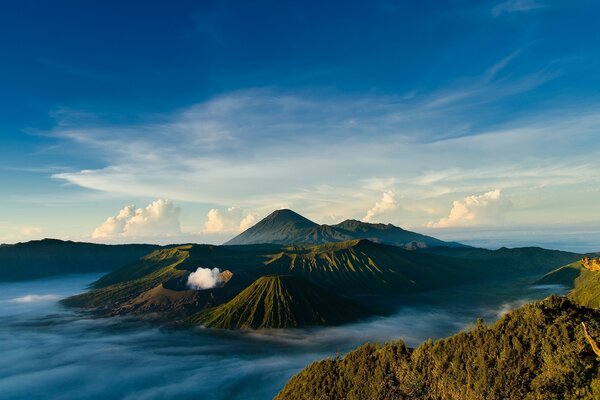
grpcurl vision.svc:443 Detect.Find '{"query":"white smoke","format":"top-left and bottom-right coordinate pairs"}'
top-left (187, 267), bottom-right (223, 290)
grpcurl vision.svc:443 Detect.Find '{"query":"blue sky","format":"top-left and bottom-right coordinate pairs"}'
top-left (1, 0), bottom-right (600, 250)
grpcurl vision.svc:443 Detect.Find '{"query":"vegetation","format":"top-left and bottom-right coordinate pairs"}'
top-left (570, 269), bottom-right (600, 309)
top-left (276, 296), bottom-right (600, 400)
top-left (0, 239), bottom-right (160, 281)
top-left (190, 275), bottom-right (366, 329)
top-left (536, 261), bottom-right (582, 287)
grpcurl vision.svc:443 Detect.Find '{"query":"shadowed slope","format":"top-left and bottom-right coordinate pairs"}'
top-left (225, 209), bottom-right (465, 248)
top-left (191, 275), bottom-right (366, 329)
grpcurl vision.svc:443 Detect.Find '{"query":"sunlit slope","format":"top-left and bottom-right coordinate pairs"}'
top-left (191, 275), bottom-right (366, 329)
top-left (536, 258), bottom-right (600, 309)
top-left (260, 239), bottom-right (477, 294)
top-left (571, 269), bottom-right (600, 308)
top-left (537, 261), bottom-right (583, 286)
top-left (66, 239), bottom-right (480, 311)
top-left (276, 295), bottom-right (600, 400)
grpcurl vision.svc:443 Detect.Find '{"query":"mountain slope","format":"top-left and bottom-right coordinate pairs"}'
top-left (276, 295), bottom-right (600, 400)
top-left (190, 275), bottom-right (366, 329)
top-left (0, 239), bottom-right (160, 281)
top-left (422, 246), bottom-right (582, 276)
top-left (570, 269), bottom-right (600, 309)
top-left (225, 209), bottom-right (465, 248)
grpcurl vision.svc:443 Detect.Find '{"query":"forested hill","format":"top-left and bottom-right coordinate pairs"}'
top-left (276, 295), bottom-right (600, 400)
top-left (0, 239), bottom-right (161, 281)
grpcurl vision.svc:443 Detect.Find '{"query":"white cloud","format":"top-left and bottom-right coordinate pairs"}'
top-left (46, 75), bottom-right (600, 230)
top-left (363, 191), bottom-right (398, 222)
top-left (187, 267), bottom-right (223, 290)
top-left (428, 189), bottom-right (512, 228)
top-left (92, 199), bottom-right (181, 239)
top-left (9, 294), bottom-right (61, 303)
top-left (203, 207), bottom-right (257, 234)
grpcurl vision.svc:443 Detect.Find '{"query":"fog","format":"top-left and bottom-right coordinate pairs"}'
top-left (0, 274), bottom-right (566, 400)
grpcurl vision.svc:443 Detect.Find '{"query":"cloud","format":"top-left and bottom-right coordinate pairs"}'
top-left (92, 199), bottom-right (181, 239)
top-left (187, 267), bottom-right (223, 290)
top-left (428, 189), bottom-right (512, 228)
top-left (493, 0), bottom-right (544, 16)
top-left (203, 207), bottom-right (257, 234)
top-left (18, 227), bottom-right (43, 236)
top-left (363, 191), bottom-right (398, 222)
top-left (9, 294), bottom-right (61, 303)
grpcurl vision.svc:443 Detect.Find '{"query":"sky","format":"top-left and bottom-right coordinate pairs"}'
top-left (0, 0), bottom-right (599, 250)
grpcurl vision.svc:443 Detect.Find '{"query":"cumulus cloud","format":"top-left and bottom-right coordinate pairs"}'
top-left (92, 199), bottom-right (181, 239)
top-left (187, 267), bottom-right (223, 290)
top-left (203, 207), bottom-right (257, 233)
top-left (363, 191), bottom-right (398, 222)
top-left (428, 189), bottom-right (512, 228)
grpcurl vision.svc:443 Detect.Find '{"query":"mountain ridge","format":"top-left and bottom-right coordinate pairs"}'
top-left (225, 209), bottom-right (466, 248)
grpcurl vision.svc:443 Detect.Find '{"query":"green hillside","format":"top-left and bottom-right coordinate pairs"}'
top-left (63, 239), bottom-right (479, 315)
top-left (536, 261), bottom-right (583, 286)
top-left (0, 239), bottom-right (160, 281)
top-left (422, 246), bottom-right (582, 276)
top-left (259, 239), bottom-right (478, 295)
top-left (276, 295), bottom-right (600, 400)
top-left (190, 275), bottom-right (366, 329)
top-left (570, 269), bottom-right (600, 309)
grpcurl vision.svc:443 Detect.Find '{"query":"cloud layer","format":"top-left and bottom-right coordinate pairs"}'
top-left (92, 199), bottom-right (181, 239)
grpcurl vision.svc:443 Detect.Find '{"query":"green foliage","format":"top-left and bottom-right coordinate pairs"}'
top-left (190, 275), bottom-right (366, 329)
top-left (276, 296), bottom-right (600, 400)
top-left (570, 269), bottom-right (600, 309)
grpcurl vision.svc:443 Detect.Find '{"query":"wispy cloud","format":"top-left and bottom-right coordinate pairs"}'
top-left (492, 0), bottom-right (545, 17)
top-left (40, 57), bottom-right (600, 236)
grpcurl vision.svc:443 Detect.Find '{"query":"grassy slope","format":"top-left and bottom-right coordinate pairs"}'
top-left (62, 247), bottom-right (189, 308)
top-left (260, 240), bottom-right (478, 295)
top-left (570, 269), bottom-right (600, 309)
top-left (276, 296), bottom-right (600, 400)
top-left (190, 275), bottom-right (366, 329)
top-left (64, 240), bottom-right (480, 311)
top-left (537, 261), bottom-right (583, 287)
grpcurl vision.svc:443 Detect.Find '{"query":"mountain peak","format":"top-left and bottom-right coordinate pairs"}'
top-left (264, 209), bottom-right (314, 224)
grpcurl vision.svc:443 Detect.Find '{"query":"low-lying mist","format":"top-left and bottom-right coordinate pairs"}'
top-left (0, 274), bottom-right (567, 400)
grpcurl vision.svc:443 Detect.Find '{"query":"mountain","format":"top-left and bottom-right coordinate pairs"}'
top-left (64, 239), bottom-right (484, 313)
top-left (421, 246), bottom-right (582, 276)
top-left (63, 239), bottom-right (585, 328)
top-left (190, 275), bottom-right (366, 329)
top-left (276, 295), bottom-right (600, 400)
top-left (0, 239), bottom-right (161, 281)
top-left (225, 209), bottom-right (466, 248)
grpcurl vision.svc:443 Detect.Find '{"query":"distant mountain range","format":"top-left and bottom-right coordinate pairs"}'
top-left (225, 209), bottom-right (467, 249)
top-left (0, 239), bottom-right (161, 281)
